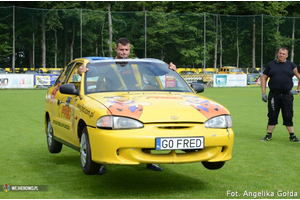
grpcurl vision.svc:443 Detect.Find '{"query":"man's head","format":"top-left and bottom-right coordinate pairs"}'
top-left (115, 38), bottom-right (131, 59)
top-left (277, 47), bottom-right (288, 63)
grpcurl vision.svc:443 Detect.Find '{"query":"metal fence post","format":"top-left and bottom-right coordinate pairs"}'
top-left (261, 14), bottom-right (263, 72)
top-left (203, 12), bottom-right (206, 70)
top-left (12, 6), bottom-right (15, 73)
top-left (145, 10), bottom-right (147, 58)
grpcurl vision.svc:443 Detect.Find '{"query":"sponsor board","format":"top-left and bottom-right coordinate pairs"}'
top-left (0, 74), bottom-right (34, 89)
top-left (213, 74), bottom-right (247, 87)
top-left (34, 74), bottom-right (59, 88)
top-left (0, 74), bottom-right (59, 89)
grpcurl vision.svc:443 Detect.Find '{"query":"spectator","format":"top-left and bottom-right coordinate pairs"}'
top-left (261, 47), bottom-right (300, 142)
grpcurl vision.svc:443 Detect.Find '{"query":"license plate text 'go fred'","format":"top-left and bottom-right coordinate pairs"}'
top-left (155, 137), bottom-right (204, 150)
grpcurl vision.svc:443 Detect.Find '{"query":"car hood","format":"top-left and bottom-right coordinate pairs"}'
top-left (88, 92), bottom-right (229, 123)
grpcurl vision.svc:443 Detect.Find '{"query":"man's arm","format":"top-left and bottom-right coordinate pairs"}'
top-left (261, 74), bottom-right (268, 102)
top-left (261, 74), bottom-right (268, 94)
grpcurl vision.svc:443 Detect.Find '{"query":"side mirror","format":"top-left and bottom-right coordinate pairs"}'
top-left (190, 82), bottom-right (204, 93)
top-left (60, 83), bottom-right (79, 95)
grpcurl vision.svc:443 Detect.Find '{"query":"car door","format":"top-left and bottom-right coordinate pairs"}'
top-left (52, 62), bottom-right (82, 146)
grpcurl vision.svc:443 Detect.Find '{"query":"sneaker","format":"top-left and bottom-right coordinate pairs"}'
top-left (146, 164), bottom-right (163, 171)
top-left (261, 134), bottom-right (272, 141)
top-left (98, 165), bottom-right (106, 175)
top-left (289, 135), bottom-right (300, 142)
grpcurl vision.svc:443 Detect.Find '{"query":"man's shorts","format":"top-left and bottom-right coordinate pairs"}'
top-left (267, 91), bottom-right (294, 126)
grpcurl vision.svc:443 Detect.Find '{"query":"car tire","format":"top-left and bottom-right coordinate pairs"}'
top-left (80, 127), bottom-right (101, 175)
top-left (202, 161), bottom-right (225, 170)
top-left (46, 118), bottom-right (62, 153)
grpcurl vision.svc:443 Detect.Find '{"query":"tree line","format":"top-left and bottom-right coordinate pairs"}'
top-left (1, 1), bottom-right (300, 70)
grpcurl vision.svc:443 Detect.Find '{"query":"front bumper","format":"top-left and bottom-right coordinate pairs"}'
top-left (88, 123), bottom-right (234, 165)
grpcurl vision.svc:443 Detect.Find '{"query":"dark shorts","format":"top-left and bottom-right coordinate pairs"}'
top-left (267, 91), bottom-right (294, 126)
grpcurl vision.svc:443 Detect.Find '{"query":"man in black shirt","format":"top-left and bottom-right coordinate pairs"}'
top-left (261, 47), bottom-right (300, 142)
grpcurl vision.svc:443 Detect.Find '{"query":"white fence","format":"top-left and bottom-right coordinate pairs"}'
top-left (213, 74), bottom-right (248, 87)
top-left (0, 74), bottom-right (34, 88)
top-left (0, 74), bottom-right (58, 89)
top-left (0, 74), bottom-right (298, 89)
top-left (213, 74), bottom-right (298, 87)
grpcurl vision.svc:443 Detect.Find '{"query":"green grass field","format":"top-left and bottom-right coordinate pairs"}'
top-left (1, 87), bottom-right (300, 199)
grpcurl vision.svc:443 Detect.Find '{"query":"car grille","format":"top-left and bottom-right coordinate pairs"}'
top-left (157, 126), bottom-right (192, 129)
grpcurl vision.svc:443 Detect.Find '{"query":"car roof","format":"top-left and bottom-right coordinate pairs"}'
top-left (75, 57), bottom-right (166, 64)
top-left (221, 66), bottom-right (237, 69)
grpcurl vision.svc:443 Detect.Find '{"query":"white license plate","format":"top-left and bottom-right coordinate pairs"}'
top-left (155, 137), bottom-right (204, 150)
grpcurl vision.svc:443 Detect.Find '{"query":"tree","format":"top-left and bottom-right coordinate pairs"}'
top-left (2, 1), bottom-right (300, 70)
top-left (108, 2), bottom-right (113, 56)
top-left (46, 10), bottom-right (63, 68)
top-left (41, 11), bottom-right (46, 68)
top-left (0, 9), bottom-right (12, 65)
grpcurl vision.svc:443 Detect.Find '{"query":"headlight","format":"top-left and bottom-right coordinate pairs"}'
top-left (204, 115), bottom-right (232, 128)
top-left (97, 116), bottom-right (144, 130)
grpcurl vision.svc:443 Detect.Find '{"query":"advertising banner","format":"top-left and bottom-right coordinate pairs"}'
top-left (247, 75), bottom-right (298, 87)
top-left (34, 74), bottom-right (59, 88)
top-left (0, 74), bottom-right (34, 89)
top-left (213, 74), bottom-right (247, 87)
top-left (247, 74), bottom-right (261, 85)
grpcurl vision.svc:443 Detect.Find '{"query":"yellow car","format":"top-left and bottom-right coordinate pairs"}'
top-left (45, 57), bottom-right (234, 175)
top-left (48, 68), bottom-right (63, 75)
top-left (219, 66), bottom-right (245, 74)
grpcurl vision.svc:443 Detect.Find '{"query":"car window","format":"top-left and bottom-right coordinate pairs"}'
top-left (187, 71), bottom-right (195, 74)
top-left (67, 63), bottom-right (82, 83)
top-left (54, 61), bottom-right (76, 86)
top-left (48, 70), bottom-right (62, 74)
top-left (230, 68), bottom-right (242, 72)
top-left (180, 71), bottom-right (195, 75)
top-left (59, 62), bottom-right (83, 90)
top-left (85, 61), bottom-right (193, 93)
top-left (24, 70), bottom-right (37, 74)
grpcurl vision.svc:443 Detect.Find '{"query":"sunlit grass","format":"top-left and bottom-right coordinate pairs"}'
top-left (1, 87), bottom-right (300, 199)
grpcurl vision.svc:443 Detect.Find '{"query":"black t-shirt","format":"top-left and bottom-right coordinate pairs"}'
top-left (263, 60), bottom-right (296, 93)
top-left (116, 64), bottom-right (137, 89)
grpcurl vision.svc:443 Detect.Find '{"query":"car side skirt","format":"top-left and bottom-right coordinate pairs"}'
top-left (54, 136), bottom-right (80, 152)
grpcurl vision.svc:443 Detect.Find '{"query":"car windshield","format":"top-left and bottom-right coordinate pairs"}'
top-left (48, 70), bottom-right (62, 74)
top-left (25, 70), bottom-right (37, 74)
top-left (230, 68), bottom-right (242, 72)
top-left (180, 71), bottom-right (195, 75)
top-left (84, 60), bottom-right (193, 93)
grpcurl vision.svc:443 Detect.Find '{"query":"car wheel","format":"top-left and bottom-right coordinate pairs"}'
top-left (46, 118), bottom-right (62, 153)
top-left (202, 161), bottom-right (225, 170)
top-left (80, 127), bottom-right (101, 175)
